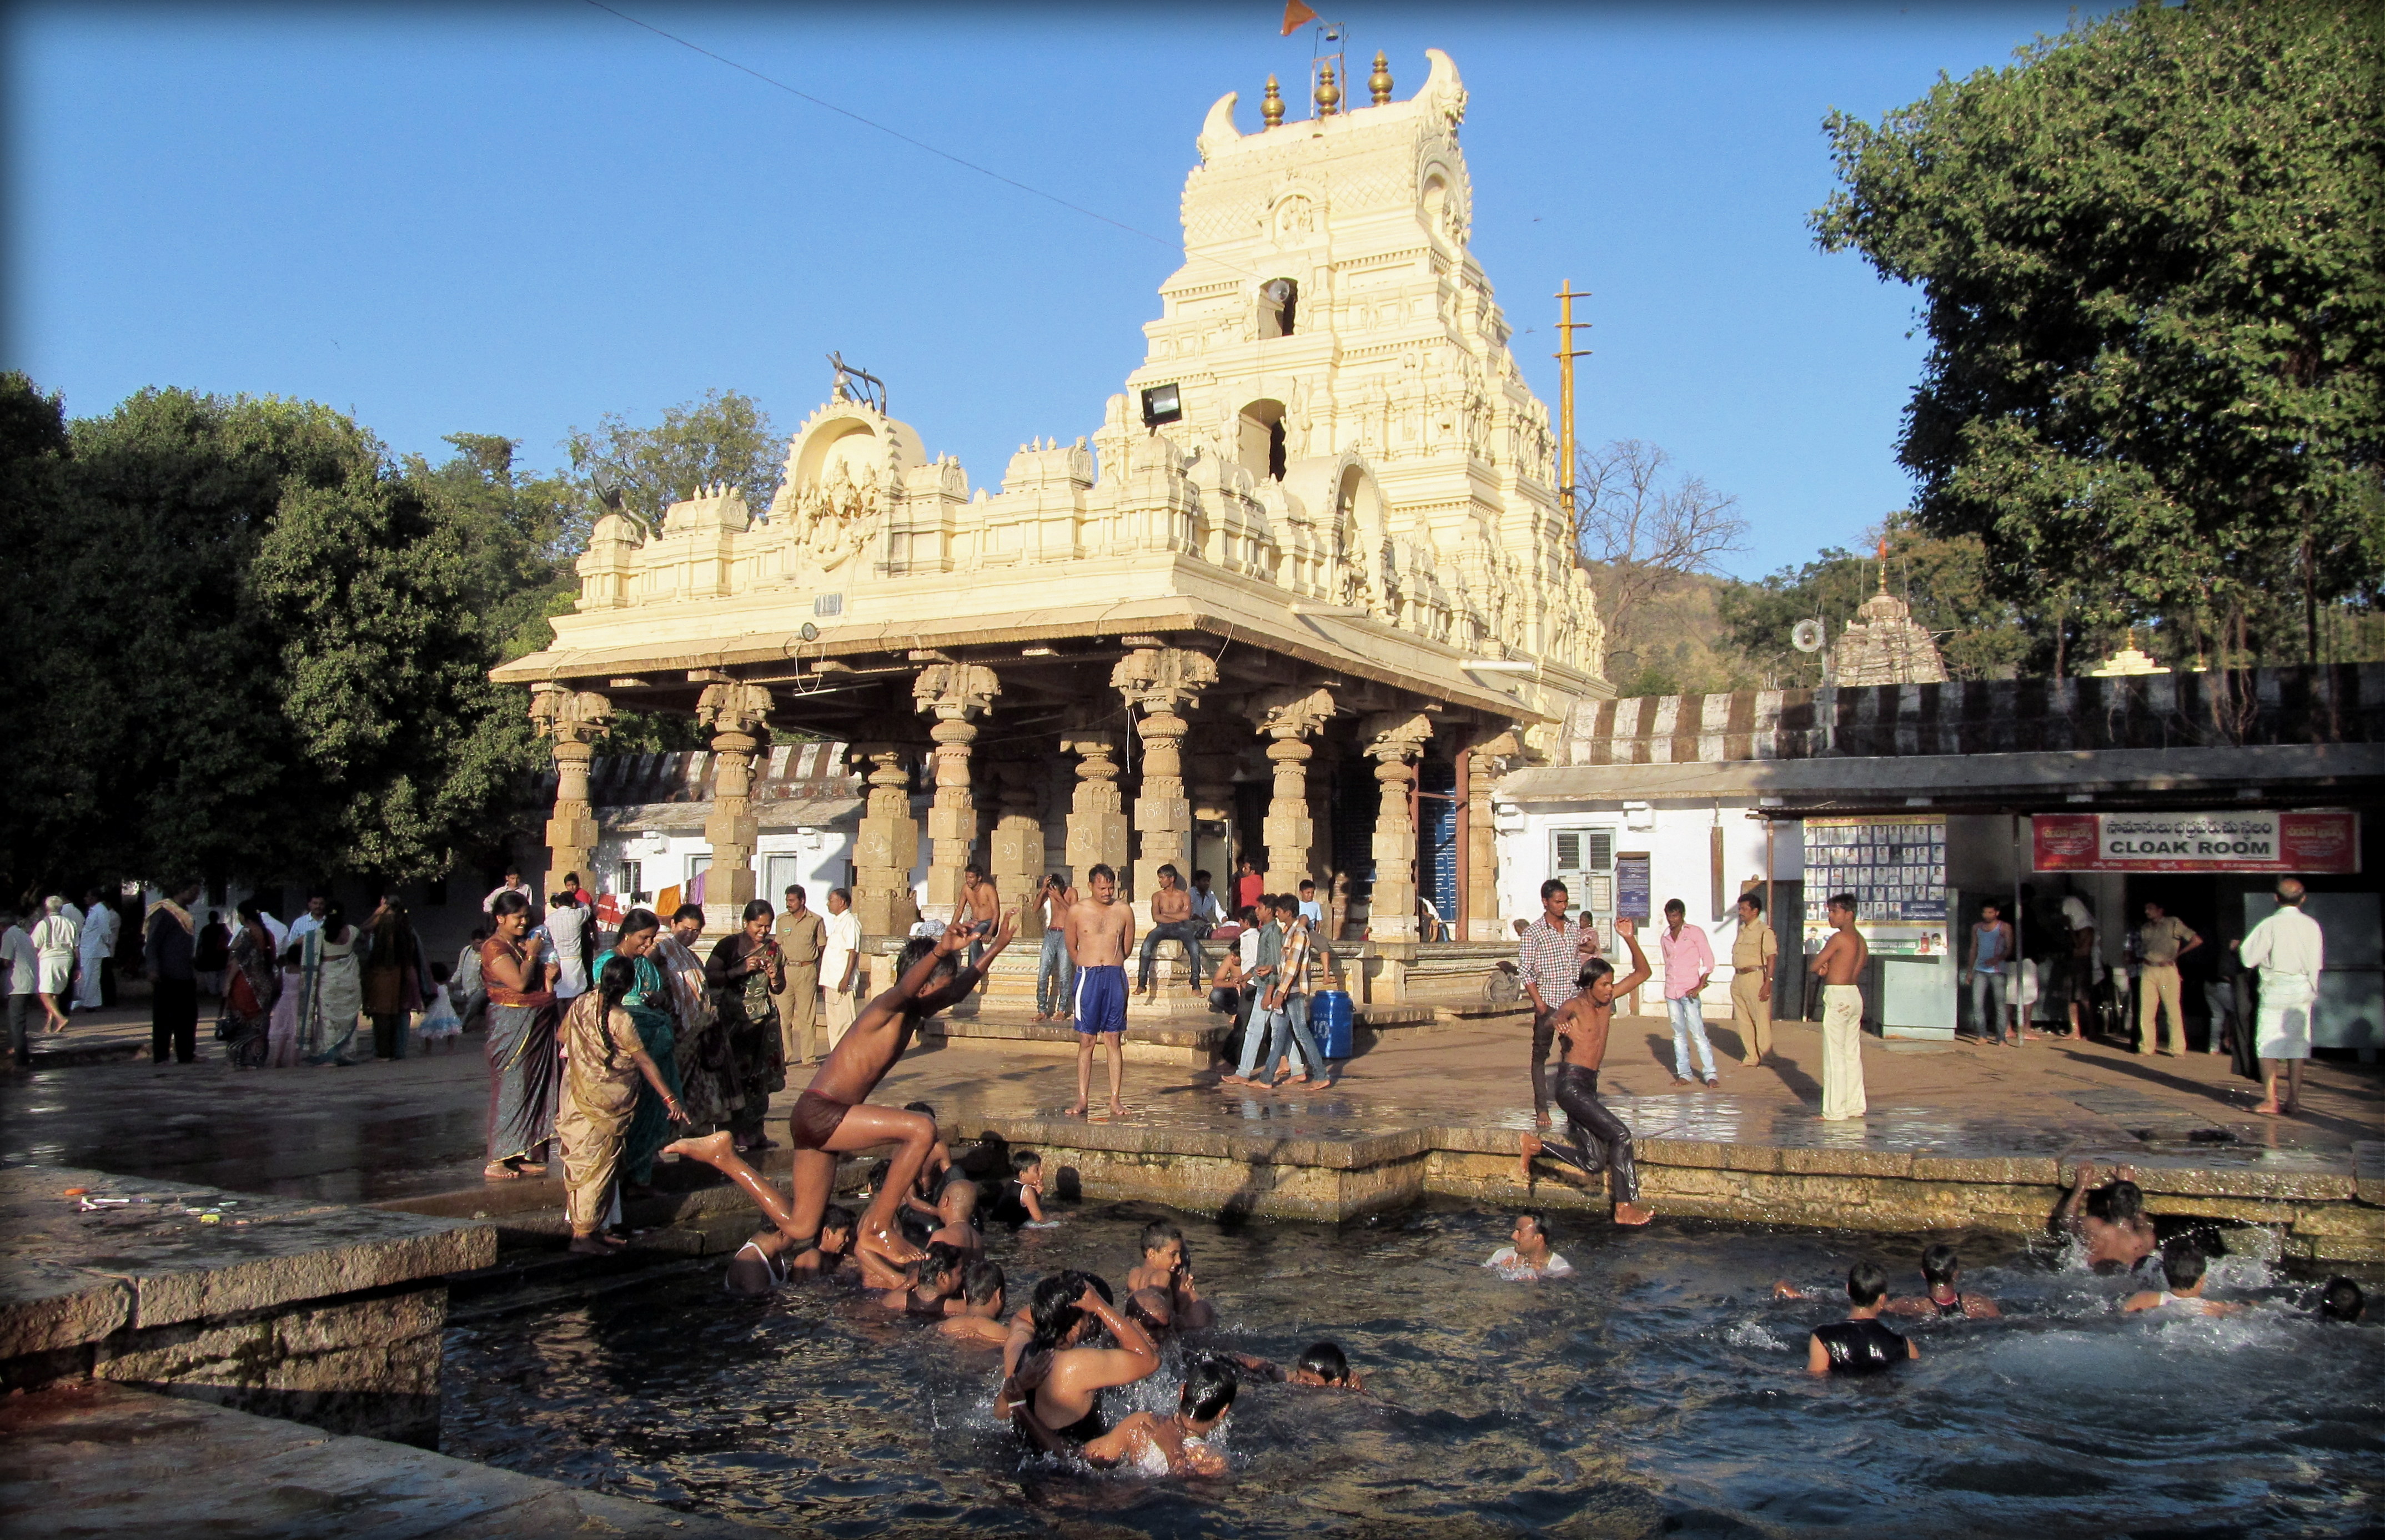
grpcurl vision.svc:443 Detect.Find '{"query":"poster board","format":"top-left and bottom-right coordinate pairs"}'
top-left (1801, 814), bottom-right (1950, 957)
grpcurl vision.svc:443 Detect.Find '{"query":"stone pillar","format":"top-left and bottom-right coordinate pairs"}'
top-left (1362, 711), bottom-right (1435, 942)
top-left (991, 758), bottom-right (1045, 937)
top-left (529, 683), bottom-right (613, 902)
top-left (850, 739), bottom-right (920, 939)
top-left (1246, 686), bottom-right (1335, 896)
top-left (1466, 729), bottom-right (1520, 941)
top-left (1061, 717), bottom-right (1129, 884)
top-left (1112, 648), bottom-right (1217, 901)
top-left (696, 681), bottom-right (774, 934)
top-left (913, 664), bottom-right (1000, 922)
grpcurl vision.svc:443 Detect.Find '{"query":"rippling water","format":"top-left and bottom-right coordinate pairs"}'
top-left (443, 1204), bottom-right (2384, 1538)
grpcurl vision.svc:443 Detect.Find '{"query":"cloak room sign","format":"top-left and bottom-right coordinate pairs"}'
top-left (2032, 811), bottom-right (2359, 874)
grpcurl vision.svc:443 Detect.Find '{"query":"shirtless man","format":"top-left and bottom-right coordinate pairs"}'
top-left (1124, 1219), bottom-right (1217, 1330)
top-left (668, 912), bottom-right (1016, 1274)
top-left (1810, 894), bottom-right (1870, 1120)
top-left (1065, 863), bottom-right (1133, 1117)
top-left (1517, 918), bottom-right (1655, 1226)
top-left (1136, 864), bottom-right (1207, 1000)
top-left (960, 864), bottom-right (1000, 987)
top-left (939, 1259), bottom-right (1011, 1345)
top-left (1081, 1357), bottom-right (1236, 1478)
top-left (925, 1174), bottom-right (985, 1257)
top-left (2055, 1158), bottom-right (2159, 1272)
top-left (1034, 874), bottom-right (1078, 1023)
top-left (999, 1273), bottom-right (1160, 1448)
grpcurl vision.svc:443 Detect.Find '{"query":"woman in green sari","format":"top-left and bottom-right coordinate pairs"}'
top-left (593, 908), bottom-right (684, 1196)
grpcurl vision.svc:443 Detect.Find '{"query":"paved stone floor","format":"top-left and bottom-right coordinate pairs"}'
top-left (6, 1005), bottom-right (2377, 1202)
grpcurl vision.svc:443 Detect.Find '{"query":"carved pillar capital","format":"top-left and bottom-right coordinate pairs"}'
top-left (1246, 685), bottom-right (1336, 742)
top-left (1361, 709), bottom-right (1435, 765)
top-left (530, 682), bottom-right (614, 746)
top-left (531, 685), bottom-right (611, 898)
top-left (695, 680), bottom-right (774, 742)
top-left (912, 662), bottom-right (1001, 723)
top-left (1111, 646), bottom-right (1218, 717)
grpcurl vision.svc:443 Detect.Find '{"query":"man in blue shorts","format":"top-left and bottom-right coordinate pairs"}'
top-left (1065, 863), bottom-right (1133, 1118)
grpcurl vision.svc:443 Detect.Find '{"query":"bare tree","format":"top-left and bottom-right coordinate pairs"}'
top-left (1573, 439), bottom-right (1747, 677)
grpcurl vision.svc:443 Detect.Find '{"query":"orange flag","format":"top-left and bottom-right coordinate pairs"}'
top-left (1281, 1), bottom-right (1317, 37)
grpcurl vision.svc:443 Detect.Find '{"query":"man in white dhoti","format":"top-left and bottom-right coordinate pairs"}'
top-left (2241, 878), bottom-right (2324, 1118)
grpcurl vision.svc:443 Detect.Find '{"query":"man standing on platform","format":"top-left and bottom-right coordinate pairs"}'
top-left (821, 887), bottom-right (861, 1054)
top-left (1731, 892), bottom-right (1778, 1067)
top-left (960, 864), bottom-right (1000, 984)
top-left (2242, 878), bottom-right (2323, 1118)
top-left (145, 881), bottom-right (202, 1065)
top-left (1518, 879), bottom-right (1598, 1128)
top-left (1659, 899), bottom-right (1720, 1086)
top-left (775, 884), bottom-right (826, 1068)
top-left (1964, 900), bottom-right (2016, 1046)
top-left (1811, 894), bottom-right (1869, 1120)
top-left (2134, 900), bottom-right (2201, 1057)
top-left (1136, 864), bottom-right (1207, 1000)
top-left (1233, 858), bottom-right (1264, 920)
top-left (1066, 863), bottom-right (1132, 1118)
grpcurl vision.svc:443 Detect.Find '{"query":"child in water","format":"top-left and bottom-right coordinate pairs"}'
top-left (2123, 1242), bottom-right (2238, 1317)
top-left (1806, 1261), bottom-right (1919, 1375)
top-left (990, 1149), bottom-right (1059, 1228)
top-left (1080, 1356), bottom-right (1237, 1478)
top-left (1126, 1219), bottom-right (1217, 1328)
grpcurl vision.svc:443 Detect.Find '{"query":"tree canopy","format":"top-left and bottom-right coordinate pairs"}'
top-left (1812, 0), bottom-right (2385, 666)
top-left (564, 388), bottom-right (783, 534)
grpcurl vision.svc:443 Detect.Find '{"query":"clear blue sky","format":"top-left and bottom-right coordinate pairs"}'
top-left (8, 2), bottom-right (2101, 580)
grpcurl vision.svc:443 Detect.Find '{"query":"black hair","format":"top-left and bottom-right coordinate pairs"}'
top-left (1663, 898), bottom-right (1686, 915)
top-left (1847, 1260), bottom-right (1889, 1307)
top-left (1139, 1218), bottom-right (1186, 1256)
top-left (1576, 956), bottom-right (1614, 992)
top-left (549, 889), bottom-right (577, 909)
top-left (821, 1203), bottom-right (857, 1238)
top-left (1157, 863), bottom-right (1181, 881)
top-left (1296, 1341), bottom-right (1349, 1382)
top-left (594, 955), bottom-right (639, 1072)
top-left (1239, 905), bottom-right (1260, 925)
top-left (672, 904), bottom-right (704, 924)
top-left (917, 1241), bottom-right (965, 1294)
top-left (963, 863), bottom-right (986, 880)
top-left (1738, 892), bottom-right (1764, 915)
top-left (1126, 1287), bottom-right (1173, 1333)
top-left (897, 936), bottom-right (938, 976)
top-left (1181, 1356), bottom-right (1239, 1423)
top-left (1010, 1148), bottom-right (1043, 1173)
top-left (1027, 1273), bottom-right (1087, 1353)
top-left (2087, 1177), bottom-right (2146, 1227)
top-left (1829, 893), bottom-right (1859, 915)
top-left (235, 899), bottom-right (262, 924)
top-left (740, 898), bottom-right (774, 923)
top-left (431, 962), bottom-right (451, 984)
top-left (1920, 1244), bottom-right (1960, 1289)
top-left (1299, 878), bottom-right (1316, 892)
top-left (2160, 1241), bottom-right (2206, 1292)
top-left (786, 884), bottom-right (807, 902)
top-left (618, 907), bottom-right (661, 938)
top-left (2320, 1276), bottom-right (2364, 1322)
top-left (1539, 878), bottom-right (1569, 902)
top-left (829, 887), bottom-right (851, 905)
top-left (905, 1101), bottom-right (937, 1120)
top-left (1088, 863), bottom-right (1117, 884)
top-left (962, 1258), bottom-right (1006, 1307)
top-left (1517, 1211), bottom-right (1550, 1244)
top-left (1193, 869), bottom-right (1211, 884)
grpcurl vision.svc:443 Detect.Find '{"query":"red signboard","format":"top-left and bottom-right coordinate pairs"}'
top-left (2033, 811), bottom-right (2359, 874)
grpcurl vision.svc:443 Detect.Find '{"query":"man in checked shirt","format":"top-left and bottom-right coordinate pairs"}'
top-left (1517, 879), bottom-right (1601, 1127)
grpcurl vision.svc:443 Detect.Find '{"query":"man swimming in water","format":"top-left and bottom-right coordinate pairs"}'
top-left (938, 1259), bottom-right (1011, 1345)
top-left (1125, 1219), bottom-right (1217, 1330)
top-left (1231, 1340), bottom-right (1366, 1391)
top-left (1065, 864), bottom-right (1133, 1118)
top-left (1484, 1212), bottom-right (1574, 1280)
top-left (2318, 1277), bottom-right (2365, 1322)
top-left (998, 1272), bottom-right (1159, 1447)
top-left (1079, 1356), bottom-right (1236, 1478)
top-left (1806, 1260), bottom-right (1919, 1375)
top-left (1517, 917), bottom-right (1655, 1226)
top-left (2123, 1241), bottom-right (2237, 1316)
top-left (722, 1203), bottom-right (856, 1297)
top-left (2055, 1158), bottom-right (2158, 1272)
top-left (671, 912), bottom-right (1017, 1275)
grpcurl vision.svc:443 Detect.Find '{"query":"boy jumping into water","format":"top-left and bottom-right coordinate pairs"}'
top-left (1517, 917), bottom-right (1655, 1226)
top-left (667, 912), bottom-right (1018, 1274)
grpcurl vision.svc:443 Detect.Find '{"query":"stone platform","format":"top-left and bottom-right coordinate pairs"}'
top-left (0, 1165), bottom-right (493, 1445)
top-left (0, 1381), bottom-right (761, 1537)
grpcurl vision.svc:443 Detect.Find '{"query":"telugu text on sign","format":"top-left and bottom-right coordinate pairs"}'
top-left (2032, 811), bottom-right (2359, 873)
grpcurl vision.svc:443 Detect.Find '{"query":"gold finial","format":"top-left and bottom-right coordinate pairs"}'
top-left (1369, 51), bottom-right (1393, 105)
top-left (1262, 74), bottom-right (1284, 129)
top-left (1314, 62), bottom-right (1341, 117)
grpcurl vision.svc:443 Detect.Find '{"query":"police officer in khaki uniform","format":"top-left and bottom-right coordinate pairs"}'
top-left (1731, 890), bottom-right (1779, 1066)
top-left (2135, 900), bottom-right (2201, 1056)
top-left (772, 884), bottom-right (827, 1066)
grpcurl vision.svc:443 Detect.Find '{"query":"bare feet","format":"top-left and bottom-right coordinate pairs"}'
top-left (2252, 1100), bottom-right (2282, 1116)
top-left (1613, 1201), bottom-right (1654, 1226)
top-left (1218, 1074), bottom-right (1252, 1087)
top-left (1067, 1100), bottom-right (1089, 1117)
top-left (1535, 1110), bottom-right (1552, 1129)
top-left (566, 1235), bottom-right (612, 1256)
top-left (664, 1130), bottom-right (734, 1166)
top-left (1518, 1131), bottom-right (1543, 1185)
top-left (858, 1222), bottom-right (924, 1270)
top-left (1108, 1099), bottom-right (1128, 1118)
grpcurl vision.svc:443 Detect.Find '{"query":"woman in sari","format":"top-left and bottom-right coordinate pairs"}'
top-left (593, 908), bottom-right (683, 1196)
top-left (301, 903), bottom-right (365, 1066)
top-left (482, 890), bottom-right (560, 1180)
top-left (222, 901), bottom-right (280, 1069)
top-left (361, 894), bottom-right (426, 1060)
top-left (654, 904), bottom-right (737, 1131)
top-left (559, 955), bottom-right (689, 1255)
top-left (706, 899), bottom-right (787, 1154)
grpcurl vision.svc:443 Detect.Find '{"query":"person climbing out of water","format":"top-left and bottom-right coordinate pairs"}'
top-left (998, 1272), bottom-right (1159, 1449)
top-left (1806, 1260), bottom-right (1918, 1375)
top-left (671, 912), bottom-right (1018, 1278)
top-left (939, 1260), bottom-right (1012, 1345)
top-left (988, 1148), bottom-right (1058, 1228)
top-left (2318, 1277), bottom-right (2364, 1322)
top-left (1517, 917), bottom-right (1656, 1226)
top-left (1484, 1212), bottom-right (1573, 1280)
top-left (2055, 1159), bottom-right (2158, 1272)
top-left (1079, 1356), bottom-right (1237, 1478)
top-left (723, 1205), bottom-right (856, 1297)
top-left (1231, 1340), bottom-right (1367, 1391)
top-left (2123, 1242), bottom-right (2238, 1316)
top-left (1125, 1219), bottom-right (1217, 1330)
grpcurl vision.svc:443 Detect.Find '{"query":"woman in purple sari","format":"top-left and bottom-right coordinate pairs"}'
top-left (481, 890), bottom-right (560, 1180)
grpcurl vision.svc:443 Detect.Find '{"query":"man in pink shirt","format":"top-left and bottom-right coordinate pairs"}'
top-left (1659, 898), bottom-right (1720, 1086)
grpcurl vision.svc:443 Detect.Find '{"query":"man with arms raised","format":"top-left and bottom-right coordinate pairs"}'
top-left (1066, 863), bottom-right (1133, 1118)
top-left (1810, 894), bottom-right (1869, 1120)
top-left (1518, 917), bottom-right (1655, 1225)
top-left (668, 911), bottom-right (1016, 1273)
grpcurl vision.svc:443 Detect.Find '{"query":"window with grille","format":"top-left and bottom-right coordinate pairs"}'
top-left (1550, 827), bottom-right (1618, 924)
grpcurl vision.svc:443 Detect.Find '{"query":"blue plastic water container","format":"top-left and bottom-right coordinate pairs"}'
top-left (1309, 990), bottom-right (1354, 1059)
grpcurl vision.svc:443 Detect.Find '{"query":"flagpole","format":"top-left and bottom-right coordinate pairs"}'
top-left (1554, 282), bottom-right (1591, 567)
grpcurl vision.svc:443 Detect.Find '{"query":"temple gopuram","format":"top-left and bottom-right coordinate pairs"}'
top-left (496, 49), bottom-right (1609, 1015)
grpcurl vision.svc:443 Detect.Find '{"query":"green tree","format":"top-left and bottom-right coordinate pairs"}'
top-left (565, 389), bottom-right (784, 532)
top-left (1812, 0), bottom-right (2385, 668)
top-left (1719, 515), bottom-right (2030, 688)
